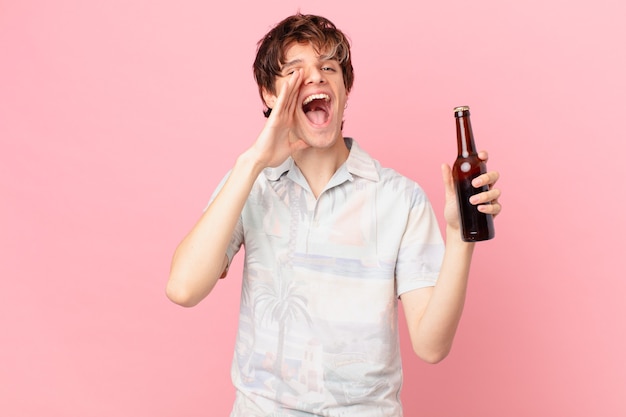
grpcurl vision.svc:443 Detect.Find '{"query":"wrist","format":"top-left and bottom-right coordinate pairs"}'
top-left (445, 225), bottom-right (476, 250)
top-left (236, 148), bottom-right (267, 176)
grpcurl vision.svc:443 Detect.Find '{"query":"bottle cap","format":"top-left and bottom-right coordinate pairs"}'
top-left (453, 106), bottom-right (470, 117)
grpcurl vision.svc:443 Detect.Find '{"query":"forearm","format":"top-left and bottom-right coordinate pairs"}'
top-left (411, 227), bottom-right (475, 361)
top-left (166, 150), bottom-right (264, 307)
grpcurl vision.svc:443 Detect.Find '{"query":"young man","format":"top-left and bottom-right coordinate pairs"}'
top-left (167, 13), bottom-right (502, 417)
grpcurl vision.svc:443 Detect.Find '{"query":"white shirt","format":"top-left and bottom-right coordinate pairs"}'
top-left (217, 138), bottom-right (444, 417)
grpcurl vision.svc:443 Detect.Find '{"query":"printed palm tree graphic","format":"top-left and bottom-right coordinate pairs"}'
top-left (256, 270), bottom-right (312, 398)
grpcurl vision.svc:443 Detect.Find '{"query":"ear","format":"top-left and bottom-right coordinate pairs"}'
top-left (262, 87), bottom-right (277, 110)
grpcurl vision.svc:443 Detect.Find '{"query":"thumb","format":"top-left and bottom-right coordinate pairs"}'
top-left (441, 163), bottom-right (454, 196)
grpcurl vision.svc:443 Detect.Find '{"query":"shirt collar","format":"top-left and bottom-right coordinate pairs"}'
top-left (263, 137), bottom-right (380, 183)
top-left (343, 137), bottom-right (380, 182)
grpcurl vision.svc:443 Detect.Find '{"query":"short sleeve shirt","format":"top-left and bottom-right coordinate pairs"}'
top-left (217, 138), bottom-right (444, 417)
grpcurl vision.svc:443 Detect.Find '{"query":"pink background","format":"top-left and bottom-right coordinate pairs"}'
top-left (2, 0), bottom-right (624, 415)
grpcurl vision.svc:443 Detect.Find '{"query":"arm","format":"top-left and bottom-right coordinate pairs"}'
top-left (166, 69), bottom-right (308, 307)
top-left (166, 153), bottom-right (264, 307)
top-left (401, 152), bottom-right (501, 363)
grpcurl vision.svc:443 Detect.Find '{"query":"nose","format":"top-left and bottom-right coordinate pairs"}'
top-left (303, 66), bottom-right (325, 85)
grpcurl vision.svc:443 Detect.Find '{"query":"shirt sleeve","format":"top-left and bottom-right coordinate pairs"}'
top-left (395, 185), bottom-right (445, 297)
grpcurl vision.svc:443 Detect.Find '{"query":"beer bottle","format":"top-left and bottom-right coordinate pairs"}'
top-left (452, 106), bottom-right (495, 242)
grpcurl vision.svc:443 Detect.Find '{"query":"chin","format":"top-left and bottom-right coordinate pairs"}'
top-left (298, 116), bottom-right (343, 147)
top-left (304, 129), bottom-right (343, 149)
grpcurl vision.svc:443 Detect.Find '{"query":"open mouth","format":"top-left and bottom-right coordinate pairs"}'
top-left (302, 93), bottom-right (331, 125)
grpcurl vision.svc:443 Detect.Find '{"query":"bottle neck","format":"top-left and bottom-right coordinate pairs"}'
top-left (455, 110), bottom-right (477, 157)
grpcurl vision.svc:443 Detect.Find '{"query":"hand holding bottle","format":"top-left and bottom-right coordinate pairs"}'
top-left (444, 106), bottom-right (502, 241)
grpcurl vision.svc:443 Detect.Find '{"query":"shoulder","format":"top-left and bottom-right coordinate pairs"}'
top-left (349, 139), bottom-right (430, 202)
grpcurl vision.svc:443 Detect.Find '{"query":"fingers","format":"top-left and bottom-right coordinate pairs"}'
top-left (469, 186), bottom-right (502, 217)
top-left (477, 199), bottom-right (502, 216)
top-left (272, 70), bottom-right (302, 119)
top-left (469, 187), bottom-right (501, 205)
top-left (471, 170), bottom-right (499, 188)
top-left (469, 168), bottom-right (501, 217)
top-left (472, 152), bottom-right (502, 218)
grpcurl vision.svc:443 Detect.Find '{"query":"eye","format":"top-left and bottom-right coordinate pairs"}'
top-left (281, 66), bottom-right (299, 77)
top-left (321, 66), bottom-right (336, 72)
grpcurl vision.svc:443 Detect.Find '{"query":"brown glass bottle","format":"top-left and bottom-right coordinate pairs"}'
top-left (452, 106), bottom-right (495, 242)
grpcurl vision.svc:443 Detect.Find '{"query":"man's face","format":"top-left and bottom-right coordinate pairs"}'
top-left (264, 42), bottom-right (348, 148)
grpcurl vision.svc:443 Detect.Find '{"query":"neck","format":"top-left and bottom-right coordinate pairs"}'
top-left (292, 137), bottom-right (349, 198)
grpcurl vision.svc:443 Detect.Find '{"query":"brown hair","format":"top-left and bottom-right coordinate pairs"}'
top-left (253, 13), bottom-right (354, 116)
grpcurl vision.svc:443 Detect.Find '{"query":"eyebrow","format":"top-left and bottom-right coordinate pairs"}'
top-left (281, 56), bottom-right (337, 73)
top-left (281, 58), bottom-right (303, 72)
